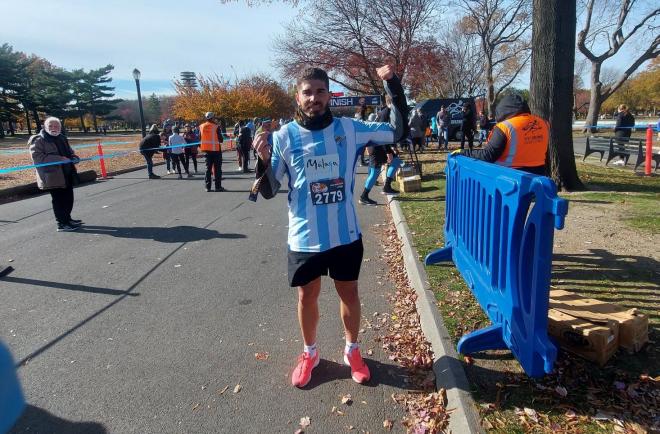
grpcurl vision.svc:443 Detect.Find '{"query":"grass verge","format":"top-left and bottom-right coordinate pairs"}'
top-left (395, 150), bottom-right (659, 433)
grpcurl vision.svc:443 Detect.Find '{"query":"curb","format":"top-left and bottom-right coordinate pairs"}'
top-left (387, 195), bottom-right (483, 434)
top-left (0, 170), bottom-right (97, 203)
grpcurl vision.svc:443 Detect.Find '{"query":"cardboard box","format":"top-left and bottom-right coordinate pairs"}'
top-left (396, 165), bottom-right (417, 183)
top-left (399, 175), bottom-right (422, 193)
top-left (547, 308), bottom-right (619, 366)
top-left (549, 289), bottom-right (649, 352)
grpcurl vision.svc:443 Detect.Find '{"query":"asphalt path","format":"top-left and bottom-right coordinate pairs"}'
top-left (1, 153), bottom-right (409, 433)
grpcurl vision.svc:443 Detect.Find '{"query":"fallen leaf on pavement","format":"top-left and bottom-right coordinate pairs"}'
top-left (233, 384), bottom-right (242, 393)
top-left (383, 419), bottom-right (393, 430)
top-left (299, 416), bottom-right (311, 428)
top-left (255, 352), bottom-right (269, 360)
top-left (341, 394), bottom-right (353, 405)
top-left (218, 385), bottom-right (229, 395)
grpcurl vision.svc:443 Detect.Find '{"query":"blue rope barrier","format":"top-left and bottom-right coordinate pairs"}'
top-left (0, 141), bottom-right (204, 175)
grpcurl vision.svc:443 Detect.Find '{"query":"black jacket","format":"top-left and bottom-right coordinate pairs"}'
top-left (462, 94), bottom-right (545, 175)
top-left (139, 133), bottom-right (161, 154)
top-left (461, 107), bottom-right (475, 132)
top-left (614, 111), bottom-right (635, 139)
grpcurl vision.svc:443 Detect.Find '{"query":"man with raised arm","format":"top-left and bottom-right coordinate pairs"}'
top-left (252, 65), bottom-right (408, 388)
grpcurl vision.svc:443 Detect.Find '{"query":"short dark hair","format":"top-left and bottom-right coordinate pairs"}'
top-left (296, 67), bottom-right (329, 90)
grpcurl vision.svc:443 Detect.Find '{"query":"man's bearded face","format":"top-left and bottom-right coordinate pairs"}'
top-left (295, 79), bottom-right (330, 117)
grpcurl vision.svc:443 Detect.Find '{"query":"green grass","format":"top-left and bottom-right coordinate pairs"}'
top-left (395, 152), bottom-right (659, 433)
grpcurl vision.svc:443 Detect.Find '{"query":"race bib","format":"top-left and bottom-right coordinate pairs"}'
top-left (310, 178), bottom-right (345, 205)
top-left (304, 153), bottom-right (339, 181)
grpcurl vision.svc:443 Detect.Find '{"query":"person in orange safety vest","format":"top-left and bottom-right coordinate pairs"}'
top-left (460, 94), bottom-right (549, 175)
top-left (199, 112), bottom-right (225, 192)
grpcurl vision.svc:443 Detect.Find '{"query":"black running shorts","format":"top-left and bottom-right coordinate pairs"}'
top-left (287, 237), bottom-right (364, 287)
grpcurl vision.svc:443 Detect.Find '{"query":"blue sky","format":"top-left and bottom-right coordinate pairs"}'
top-left (1, 0), bottom-right (653, 99)
top-left (1, 0), bottom-right (298, 97)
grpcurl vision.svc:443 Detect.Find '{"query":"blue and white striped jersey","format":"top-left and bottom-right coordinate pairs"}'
top-left (270, 117), bottom-right (395, 253)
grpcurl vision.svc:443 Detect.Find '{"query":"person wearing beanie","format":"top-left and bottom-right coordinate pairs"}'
top-left (28, 117), bottom-right (83, 232)
top-left (459, 94), bottom-right (549, 175)
top-left (460, 102), bottom-right (476, 150)
top-left (139, 124), bottom-right (162, 179)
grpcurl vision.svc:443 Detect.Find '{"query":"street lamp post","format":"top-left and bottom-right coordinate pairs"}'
top-left (133, 68), bottom-right (147, 137)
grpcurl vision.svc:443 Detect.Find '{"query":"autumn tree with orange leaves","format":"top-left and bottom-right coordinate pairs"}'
top-left (172, 74), bottom-right (294, 123)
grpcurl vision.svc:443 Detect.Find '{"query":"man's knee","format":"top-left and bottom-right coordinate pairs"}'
top-left (335, 281), bottom-right (359, 303)
top-left (298, 280), bottom-right (321, 305)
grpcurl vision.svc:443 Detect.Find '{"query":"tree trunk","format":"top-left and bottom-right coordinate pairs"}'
top-left (79, 114), bottom-right (86, 132)
top-left (0, 122), bottom-right (5, 139)
top-left (24, 109), bottom-right (32, 135)
top-left (583, 62), bottom-right (603, 133)
top-left (530, 0), bottom-right (584, 191)
top-left (32, 109), bottom-right (41, 130)
top-left (486, 57), bottom-right (496, 117)
top-left (92, 112), bottom-right (98, 133)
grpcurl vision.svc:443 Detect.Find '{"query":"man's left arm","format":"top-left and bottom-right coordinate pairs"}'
top-left (461, 127), bottom-right (507, 162)
top-left (217, 126), bottom-right (224, 143)
top-left (353, 66), bottom-right (409, 148)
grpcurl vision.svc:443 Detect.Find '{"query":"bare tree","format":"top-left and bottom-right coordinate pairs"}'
top-left (273, 0), bottom-right (439, 95)
top-left (578, 0), bottom-right (659, 132)
top-left (530, 0), bottom-right (583, 190)
top-left (407, 23), bottom-right (485, 99)
top-left (456, 0), bottom-right (532, 116)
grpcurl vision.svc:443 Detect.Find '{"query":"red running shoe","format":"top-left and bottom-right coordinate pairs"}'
top-left (291, 351), bottom-right (320, 388)
top-left (344, 348), bottom-right (370, 383)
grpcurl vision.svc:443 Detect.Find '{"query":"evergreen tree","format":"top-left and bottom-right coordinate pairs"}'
top-left (84, 64), bottom-right (120, 132)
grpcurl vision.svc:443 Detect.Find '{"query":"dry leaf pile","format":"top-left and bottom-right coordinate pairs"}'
top-left (376, 220), bottom-right (450, 433)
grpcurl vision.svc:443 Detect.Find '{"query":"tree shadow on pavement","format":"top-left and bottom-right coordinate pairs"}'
top-left (10, 405), bottom-right (107, 434)
top-left (78, 225), bottom-right (246, 243)
top-left (301, 358), bottom-right (422, 391)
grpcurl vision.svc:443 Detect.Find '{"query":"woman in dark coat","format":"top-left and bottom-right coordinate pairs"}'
top-left (138, 124), bottom-right (162, 179)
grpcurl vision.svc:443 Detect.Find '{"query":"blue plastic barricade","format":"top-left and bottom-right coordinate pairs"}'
top-left (425, 155), bottom-right (568, 377)
top-left (0, 341), bottom-right (25, 433)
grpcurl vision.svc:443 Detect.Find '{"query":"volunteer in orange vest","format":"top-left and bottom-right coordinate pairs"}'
top-left (200, 112), bottom-right (225, 192)
top-left (460, 94), bottom-right (549, 175)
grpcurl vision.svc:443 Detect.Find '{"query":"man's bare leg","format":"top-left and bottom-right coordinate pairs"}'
top-left (298, 277), bottom-right (322, 345)
top-left (334, 279), bottom-right (360, 343)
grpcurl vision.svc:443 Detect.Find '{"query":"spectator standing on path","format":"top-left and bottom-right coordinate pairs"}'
top-left (237, 122), bottom-right (252, 173)
top-left (409, 108), bottom-right (425, 152)
top-left (436, 106), bottom-right (449, 150)
top-left (459, 94), bottom-right (548, 175)
top-left (234, 120), bottom-right (244, 171)
top-left (168, 126), bottom-right (188, 179)
top-left (183, 124), bottom-right (199, 174)
top-left (199, 112), bottom-right (225, 192)
top-left (613, 104), bottom-right (636, 165)
top-left (139, 124), bottom-right (162, 179)
top-left (614, 104), bottom-right (635, 140)
top-left (28, 117), bottom-right (83, 232)
top-left (430, 114), bottom-right (438, 144)
top-left (160, 131), bottom-right (173, 174)
top-left (478, 110), bottom-right (489, 146)
top-left (460, 103), bottom-right (476, 150)
top-left (252, 65), bottom-right (408, 388)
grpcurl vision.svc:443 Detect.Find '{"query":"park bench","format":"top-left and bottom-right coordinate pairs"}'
top-left (584, 136), bottom-right (659, 171)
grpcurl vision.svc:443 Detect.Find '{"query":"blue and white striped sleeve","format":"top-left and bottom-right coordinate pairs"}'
top-left (353, 120), bottom-right (395, 149)
top-left (270, 134), bottom-right (287, 184)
